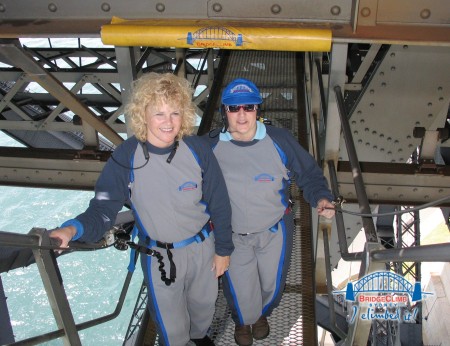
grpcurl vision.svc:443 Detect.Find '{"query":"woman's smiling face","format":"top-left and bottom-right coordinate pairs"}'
top-left (145, 102), bottom-right (182, 148)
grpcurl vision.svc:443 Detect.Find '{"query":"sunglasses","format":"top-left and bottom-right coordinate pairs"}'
top-left (224, 104), bottom-right (257, 113)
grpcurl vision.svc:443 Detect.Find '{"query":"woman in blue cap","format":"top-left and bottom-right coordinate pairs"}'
top-left (206, 78), bottom-right (335, 346)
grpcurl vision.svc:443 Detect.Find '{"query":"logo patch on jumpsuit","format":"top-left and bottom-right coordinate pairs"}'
top-left (178, 181), bottom-right (198, 191)
top-left (254, 173), bottom-right (275, 182)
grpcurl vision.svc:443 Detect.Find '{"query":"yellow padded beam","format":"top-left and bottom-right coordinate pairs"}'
top-left (101, 17), bottom-right (332, 52)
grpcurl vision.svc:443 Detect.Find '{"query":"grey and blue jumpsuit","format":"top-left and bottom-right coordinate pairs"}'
top-left (206, 122), bottom-right (333, 326)
top-left (60, 135), bottom-right (234, 346)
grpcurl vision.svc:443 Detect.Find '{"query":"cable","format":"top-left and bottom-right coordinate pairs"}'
top-left (110, 146), bottom-right (150, 170)
top-left (330, 195), bottom-right (450, 217)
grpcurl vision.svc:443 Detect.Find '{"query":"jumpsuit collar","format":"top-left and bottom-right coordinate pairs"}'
top-left (219, 121), bottom-right (266, 142)
top-left (145, 140), bottom-right (178, 155)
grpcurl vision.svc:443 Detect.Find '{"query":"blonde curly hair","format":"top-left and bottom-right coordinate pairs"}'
top-left (125, 72), bottom-right (197, 142)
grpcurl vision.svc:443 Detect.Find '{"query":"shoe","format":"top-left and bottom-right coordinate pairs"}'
top-left (190, 335), bottom-right (215, 345)
top-left (234, 324), bottom-right (253, 346)
top-left (252, 316), bottom-right (270, 340)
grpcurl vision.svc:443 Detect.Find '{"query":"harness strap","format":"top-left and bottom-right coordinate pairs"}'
top-left (130, 221), bottom-right (213, 286)
top-left (148, 222), bottom-right (213, 249)
top-left (144, 222), bottom-right (213, 285)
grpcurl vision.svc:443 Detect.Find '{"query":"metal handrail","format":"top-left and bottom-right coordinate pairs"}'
top-left (1, 228), bottom-right (136, 346)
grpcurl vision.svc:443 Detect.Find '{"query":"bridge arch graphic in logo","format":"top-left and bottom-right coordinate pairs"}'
top-left (340, 271), bottom-right (428, 303)
top-left (186, 27), bottom-right (243, 48)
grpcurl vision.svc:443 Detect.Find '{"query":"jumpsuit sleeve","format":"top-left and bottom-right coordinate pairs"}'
top-left (186, 136), bottom-right (234, 257)
top-left (267, 126), bottom-right (334, 208)
top-left (61, 139), bottom-right (136, 243)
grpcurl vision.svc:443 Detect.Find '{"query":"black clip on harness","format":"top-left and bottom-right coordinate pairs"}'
top-left (114, 232), bottom-right (175, 286)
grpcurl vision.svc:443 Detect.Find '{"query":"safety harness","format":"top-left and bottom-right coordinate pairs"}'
top-left (125, 221), bottom-right (213, 286)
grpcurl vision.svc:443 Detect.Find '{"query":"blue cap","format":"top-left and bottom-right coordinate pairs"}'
top-left (221, 78), bottom-right (263, 105)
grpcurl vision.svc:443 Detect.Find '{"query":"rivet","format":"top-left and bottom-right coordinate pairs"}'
top-left (424, 195), bottom-right (429, 199)
top-left (370, 89), bottom-right (374, 94)
top-left (48, 3), bottom-right (57, 12)
top-left (365, 128), bottom-right (369, 132)
top-left (420, 8), bottom-right (431, 19)
top-left (330, 5), bottom-right (341, 15)
top-left (413, 188), bottom-right (418, 192)
top-left (391, 66), bottom-right (396, 71)
top-left (406, 135), bottom-right (411, 139)
top-left (415, 121), bottom-right (420, 126)
top-left (358, 139), bottom-right (363, 143)
top-left (379, 71), bottom-right (384, 76)
top-left (156, 3), bottom-right (165, 12)
top-left (365, 142), bottom-right (370, 147)
top-left (372, 131), bottom-right (377, 135)
top-left (403, 45), bottom-right (409, 49)
top-left (370, 103), bottom-right (374, 107)
top-left (353, 130), bottom-right (358, 135)
top-left (439, 97), bottom-right (444, 101)
top-left (212, 3), bottom-right (222, 12)
top-left (381, 82), bottom-right (387, 87)
top-left (101, 3), bottom-right (111, 12)
top-left (271, 4), bottom-right (282, 14)
top-left (352, 120), bottom-right (356, 125)
top-left (390, 53), bottom-right (395, 58)
top-left (360, 119), bottom-right (365, 123)
top-left (428, 102), bottom-right (432, 107)
top-left (439, 189), bottom-right (443, 193)
top-left (438, 86), bottom-right (443, 91)
top-left (360, 7), bottom-right (371, 17)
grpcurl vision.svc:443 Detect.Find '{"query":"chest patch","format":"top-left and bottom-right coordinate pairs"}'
top-left (178, 181), bottom-right (198, 191)
top-left (254, 173), bottom-right (275, 182)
